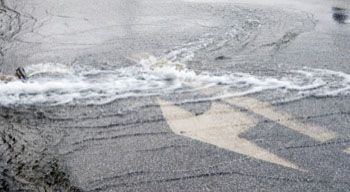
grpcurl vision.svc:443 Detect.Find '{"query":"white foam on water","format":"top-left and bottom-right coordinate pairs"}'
top-left (0, 56), bottom-right (349, 106)
top-left (142, 55), bottom-right (350, 97)
top-left (0, 61), bottom-right (183, 106)
top-left (26, 63), bottom-right (73, 77)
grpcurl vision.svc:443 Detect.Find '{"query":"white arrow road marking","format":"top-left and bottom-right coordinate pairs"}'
top-left (128, 52), bottom-right (338, 169)
top-left (344, 147), bottom-right (350, 154)
top-left (224, 97), bottom-right (337, 142)
top-left (158, 98), bottom-right (302, 171)
top-left (127, 52), bottom-right (337, 142)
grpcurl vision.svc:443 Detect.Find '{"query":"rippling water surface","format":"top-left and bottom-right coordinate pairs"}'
top-left (1, 1), bottom-right (349, 191)
top-left (1, 57), bottom-right (349, 106)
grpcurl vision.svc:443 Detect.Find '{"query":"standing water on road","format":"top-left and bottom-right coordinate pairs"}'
top-left (0, 57), bottom-right (349, 106)
top-left (0, 3), bottom-right (348, 106)
top-left (1, 0), bottom-right (350, 191)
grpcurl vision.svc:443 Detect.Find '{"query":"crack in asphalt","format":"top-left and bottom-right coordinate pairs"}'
top-left (58, 109), bottom-right (350, 132)
top-left (283, 139), bottom-right (350, 150)
top-left (136, 144), bottom-right (189, 152)
top-left (0, 0), bottom-right (21, 69)
top-left (88, 169), bottom-right (350, 191)
top-left (72, 132), bottom-right (170, 146)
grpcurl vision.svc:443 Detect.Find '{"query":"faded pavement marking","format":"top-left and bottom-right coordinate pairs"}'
top-left (128, 52), bottom-right (336, 141)
top-left (224, 97), bottom-right (337, 142)
top-left (158, 98), bottom-right (302, 171)
top-left (129, 52), bottom-right (339, 168)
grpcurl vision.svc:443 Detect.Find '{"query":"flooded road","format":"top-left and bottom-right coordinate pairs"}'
top-left (1, 0), bottom-right (350, 191)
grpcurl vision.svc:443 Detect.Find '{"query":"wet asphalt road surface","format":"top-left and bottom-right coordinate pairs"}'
top-left (0, 0), bottom-right (350, 191)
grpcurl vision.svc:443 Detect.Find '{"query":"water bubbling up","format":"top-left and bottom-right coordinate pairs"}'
top-left (0, 55), bottom-right (349, 106)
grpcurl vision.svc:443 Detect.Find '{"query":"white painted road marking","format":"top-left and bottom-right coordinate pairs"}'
top-left (224, 97), bottom-right (337, 142)
top-left (128, 52), bottom-right (335, 138)
top-left (158, 98), bottom-right (302, 171)
top-left (130, 52), bottom-right (345, 168)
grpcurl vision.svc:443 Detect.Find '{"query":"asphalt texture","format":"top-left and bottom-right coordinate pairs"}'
top-left (0, 0), bottom-right (350, 191)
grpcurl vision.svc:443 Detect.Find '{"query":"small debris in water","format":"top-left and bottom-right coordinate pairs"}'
top-left (332, 7), bottom-right (349, 24)
top-left (215, 56), bottom-right (231, 60)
